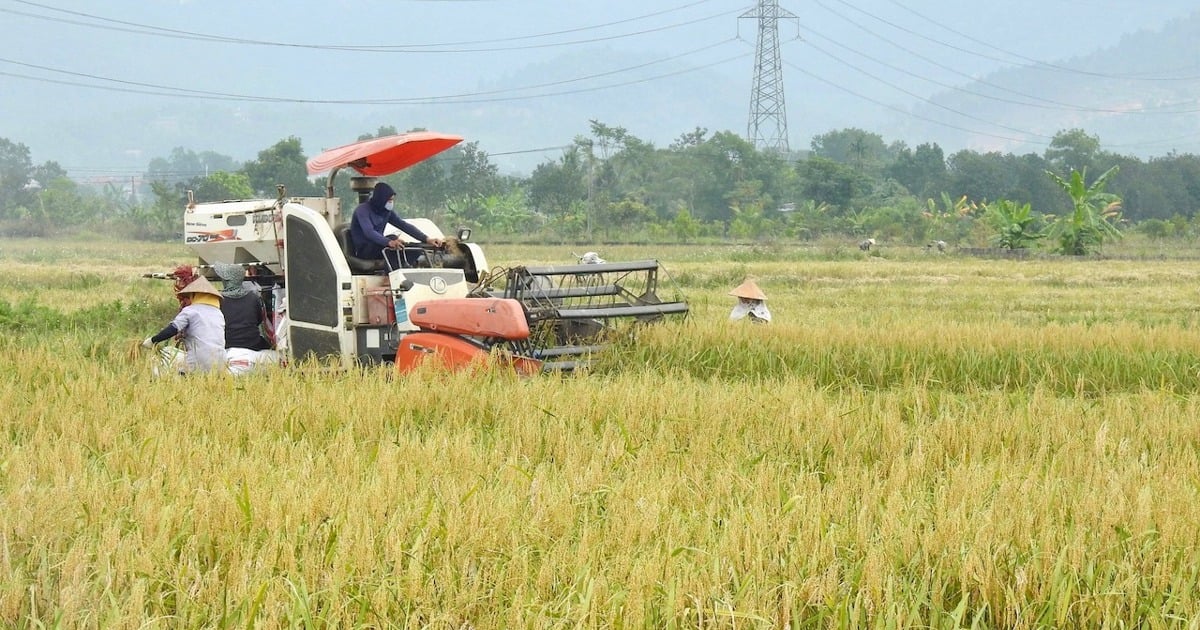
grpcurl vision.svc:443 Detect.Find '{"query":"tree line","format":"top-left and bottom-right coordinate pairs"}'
top-left (2, 122), bottom-right (1198, 253)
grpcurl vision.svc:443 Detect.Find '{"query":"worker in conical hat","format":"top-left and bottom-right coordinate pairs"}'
top-left (729, 278), bottom-right (771, 323)
top-left (142, 276), bottom-right (227, 373)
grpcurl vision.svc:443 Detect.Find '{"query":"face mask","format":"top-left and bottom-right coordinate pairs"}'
top-left (385, 200), bottom-right (395, 211)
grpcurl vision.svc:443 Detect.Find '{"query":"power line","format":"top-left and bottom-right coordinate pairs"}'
top-left (797, 39), bottom-right (1056, 140)
top-left (785, 54), bottom-right (1200, 153)
top-left (821, 0), bottom-right (1200, 82)
top-left (3, 1), bottom-right (739, 53)
top-left (882, 0), bottom-right (1200, 80)
top-left (794, 23), bottom-right (1200, 116)
top-left (0, 39), bottom-right (744, 105)
top-left (0, 52), bottom-right (749, 105)
top-left (57, 144), bottom-right (578, 179)
top-left (782, 59), bottom-right (1039, 146)
top-left (488, 145), bottom-right (574, 157)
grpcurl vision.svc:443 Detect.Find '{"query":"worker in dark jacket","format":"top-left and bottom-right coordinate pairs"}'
top-left (349, 182), bottom-right (443, 264)
top-left (213, 262), bottom-right (272, 351)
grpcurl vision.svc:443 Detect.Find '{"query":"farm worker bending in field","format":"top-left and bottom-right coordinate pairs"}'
top-left (141, 276), bottom-right (226, 373)
top-left (349, 182), bottom-right (444, 268)
top-left (213, 262), bottom-right (272, 351)
top-left (729, 278), bottom-right (771, 324)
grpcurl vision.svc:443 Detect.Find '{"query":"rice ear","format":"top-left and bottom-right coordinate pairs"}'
top-left (125, 339), bottom-right (145, 363)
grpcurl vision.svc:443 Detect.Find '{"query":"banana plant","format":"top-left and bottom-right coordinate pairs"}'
top-left (984, 199), bottom-right (1044, 249)
top-left (1044, 166), bottom-right (1123, 255)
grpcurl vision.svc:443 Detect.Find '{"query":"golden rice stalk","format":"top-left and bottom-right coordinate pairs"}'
top-left (124, 338), bottom-right (146, 363)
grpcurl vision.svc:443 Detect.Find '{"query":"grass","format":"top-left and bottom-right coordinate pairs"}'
top-left (3, 237), bottom-right (1200, 627)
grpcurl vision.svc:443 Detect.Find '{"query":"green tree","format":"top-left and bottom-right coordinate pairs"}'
top-left (123, 180), bottom-right (185, 240)
top-left (784, 200), bottom-right (833, 240)
top-left (242, 137), bottom-right (320, 198)
top-left (446, 188), bottom-right (535, 235)
top-left (1114, 152), bottom-right (1200, 222)
top-left (726, 179), bottom-right (781, 241)
top-left (672, 208), bottom-right (701, 242)
top-left (946, 150), bottom-right (1010, 202)
top-left (796, 156), bottom-right (866, 210)
top-left (38, 177), bottom-right (90, 228)
top-left (30, 161), bottom-right (68, 191)
top-left (1045, 129), bottom-right (1101, 175)
top-left (811, 128), bottom-right (891, 174)
top-left (394, 152), bottom-right (454, 215)
top-left (603, 196), bottom-right (656, 240)
top-left (357, 126), bottom-right (400, 141)
top-left (448, 142), bottom-right (504, 200)
top-left (678, 131), bottom-right (778, 227)
top-left (4, 176), bottom-right (87, 235)
top-left (923, 192), bottom-right (980, 243)
top-left (1045, 166), bottom-right (1123, 255)
top-left (527, 145), bottom-right (588, 221)
top-left (669, 127), bottom-right (708, 151)
top-left (190, 171), bottom-right (254, 202)
top-left (0, 138), bottom-right (35, 218)
top-left (886, 142), bottom-right (946, 199)
top-left (1138, 218), bottom-right (1175, 240)
top-left (146, 147), bottom-right (239, 186)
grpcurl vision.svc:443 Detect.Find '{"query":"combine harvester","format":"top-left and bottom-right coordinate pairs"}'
top-left (149, 132), bottom-right (688, 373)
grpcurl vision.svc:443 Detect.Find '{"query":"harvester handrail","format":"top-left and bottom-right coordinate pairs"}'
top-left (540, 360), bottom-right (586, 372)
top-left (517, 284), bottom-right (622, 300)
top-left (554, 302), bottom-right (689, 320)
top-left (532, 345), bottom-right (607, 358)
top-left (514, 260), bottom-right (664, 276)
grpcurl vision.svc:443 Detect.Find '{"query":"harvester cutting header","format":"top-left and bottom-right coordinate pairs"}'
top-left (149, 131), bottom-right (688, 373)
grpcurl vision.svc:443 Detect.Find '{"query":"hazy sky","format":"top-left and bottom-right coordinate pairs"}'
top-left (1, 0), bottom-right (1196, 173)
top-left (6, 0), bottom-right (1184, 95)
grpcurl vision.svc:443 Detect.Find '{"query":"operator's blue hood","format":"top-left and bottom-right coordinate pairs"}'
top-left (367, 182), bottom-right (395, 212)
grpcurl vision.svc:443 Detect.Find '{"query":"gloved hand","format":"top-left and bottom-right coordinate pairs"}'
top-left (142, 337), bottom-right (155, 349)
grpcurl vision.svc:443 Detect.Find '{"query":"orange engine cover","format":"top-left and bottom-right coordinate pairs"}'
top-left (396, 332), bottom-right (489, 373)
top-left (408, 298), bottom-right (530, 340)
top-left (395, 332), bottom-right (543, 375)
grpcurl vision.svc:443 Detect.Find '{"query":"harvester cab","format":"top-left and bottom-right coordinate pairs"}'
top-left (160, 131), bottom-right (687, 373)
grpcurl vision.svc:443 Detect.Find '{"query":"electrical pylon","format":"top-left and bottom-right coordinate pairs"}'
top-left (741, 0), bottom-right (796, 153)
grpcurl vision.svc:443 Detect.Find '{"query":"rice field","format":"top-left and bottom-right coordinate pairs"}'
top-left (3, 237), bottom-right (1200, 628)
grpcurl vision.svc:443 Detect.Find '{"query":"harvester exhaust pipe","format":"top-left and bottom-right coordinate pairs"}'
top-left (322, 170), bottom-right (379, 201)
top-left (350, 176), bottom-right (377, 203)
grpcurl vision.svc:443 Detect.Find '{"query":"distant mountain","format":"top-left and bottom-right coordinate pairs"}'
top-left (896, 10), bottom-right (1200, 158)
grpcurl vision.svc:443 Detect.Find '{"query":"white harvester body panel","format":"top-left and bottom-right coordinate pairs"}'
top-left (183, 196), bottom-right (341, 267)
top-left (280, 202), bottom-right (358, 368)
top-left (386, 268), bottom-right (471, 332)
top-left (184, 199), bottom-right (282, 266)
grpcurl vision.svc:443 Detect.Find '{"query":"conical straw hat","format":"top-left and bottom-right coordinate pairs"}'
top-left (728, 278), bottom-right (767, 300)
top-left (177, 276), bottom-right (223, 298)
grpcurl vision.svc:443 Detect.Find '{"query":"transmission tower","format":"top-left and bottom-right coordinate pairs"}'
top-left (741, 0), bottom-right (797, 153)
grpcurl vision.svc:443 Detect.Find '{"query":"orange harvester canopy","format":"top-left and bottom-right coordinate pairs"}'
top-left (305, 132), bottom-right (464, 177)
